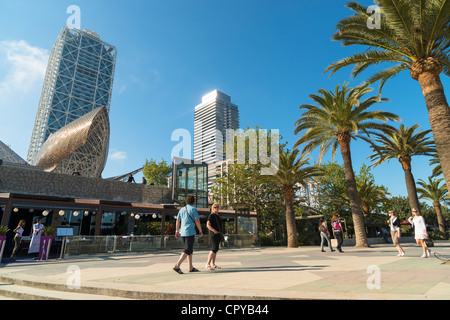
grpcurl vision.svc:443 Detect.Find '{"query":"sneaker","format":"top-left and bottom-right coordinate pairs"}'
top-left (426, 249), bottom-right (431, 258)
top-left (420, 254), bottom-right (427, 258)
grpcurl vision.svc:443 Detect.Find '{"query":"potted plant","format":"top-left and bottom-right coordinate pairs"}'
top-left (43, 226), bottom-right (56, 236)
top-left (0, 226), bottom-right (9, 263)
top-left (39, 226), bottom-right (56, 261)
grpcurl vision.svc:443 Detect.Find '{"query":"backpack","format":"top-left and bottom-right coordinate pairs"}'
top-left (332, 220), bottom-right (341, 231)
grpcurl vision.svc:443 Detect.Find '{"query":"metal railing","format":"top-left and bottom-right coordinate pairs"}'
top-left (63, 234), bottom-right (258, 256)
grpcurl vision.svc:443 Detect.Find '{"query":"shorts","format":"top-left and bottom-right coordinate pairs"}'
top-left (182, 235), bottom-right (195, 255)
top-left (391, 230), bottom-right (400, 245)
top-left (210, 233), bottom-right (221, 254)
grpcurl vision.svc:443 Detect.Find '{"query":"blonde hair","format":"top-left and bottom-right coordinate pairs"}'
top-left (211, 203), bottom-right (220, 212)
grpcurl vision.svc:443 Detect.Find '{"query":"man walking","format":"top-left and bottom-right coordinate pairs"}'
top-left (173, 196), bottom-right (203, 274)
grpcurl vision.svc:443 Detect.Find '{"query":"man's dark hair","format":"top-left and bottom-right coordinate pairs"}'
top-left (185, 196), bottom-right (195, 205)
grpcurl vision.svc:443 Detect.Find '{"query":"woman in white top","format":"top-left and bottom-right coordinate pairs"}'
top-left (28, 217), bottom-right (44, 255)
top-left (11, 220), bottom-right (25, 259)
top-left (408, 208), bottom-right (431, 258)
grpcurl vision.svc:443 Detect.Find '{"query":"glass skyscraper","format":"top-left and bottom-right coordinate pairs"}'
top-left (27, 26), bottom-right (117, 165)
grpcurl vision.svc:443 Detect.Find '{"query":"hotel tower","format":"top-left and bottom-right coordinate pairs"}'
top-left (27, 26), bottom-right (117, 165)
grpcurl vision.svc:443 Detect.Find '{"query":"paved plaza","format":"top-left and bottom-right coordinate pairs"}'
top-left (0, 241), bottom-right (449, 300)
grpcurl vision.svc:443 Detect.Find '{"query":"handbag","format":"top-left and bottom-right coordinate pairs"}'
top-left (424, 238), bottom-right (434, 247)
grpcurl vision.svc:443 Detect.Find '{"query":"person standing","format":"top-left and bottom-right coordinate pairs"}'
top-left (319, 217), bottom-right (335, 252)
top-left (408, 208), bottom-right (431, 258)
top-left (205, 203), bottom-right (224, 269)
top-left (28, 217), bottom-right (44, 256)
top-left (10, 220), bottom-right (25, 260)
top-left (173, 196), bottom-right (203, 274)
top-left (331, 215), bottom-right (344, 253)
top-left (388, 210), bottom-right (405, 256)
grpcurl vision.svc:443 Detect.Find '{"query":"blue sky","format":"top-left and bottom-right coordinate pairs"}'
top-left (0, 0), bottom-right (446, 199)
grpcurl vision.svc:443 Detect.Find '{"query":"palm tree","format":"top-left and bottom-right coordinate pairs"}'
top-left (429, 151), bottom-right (443, 178)
top-left (294, 82), bottom-right (400, 247)
top-left (356, 176), bottom-right (391, 220)
top-left (367, 124), bottom-right (436, 214)
top-left (416, 177), bottom-right (449, 239)
top-left (258, 148), bottom-right (323, 248)
top-left (325, 0), bottom-right (450, 196)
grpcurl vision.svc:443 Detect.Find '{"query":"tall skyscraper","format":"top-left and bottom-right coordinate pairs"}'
top-left (193, 90), bottom-right (240, 164)
top-left (27, 26), bottom-right (117, 164)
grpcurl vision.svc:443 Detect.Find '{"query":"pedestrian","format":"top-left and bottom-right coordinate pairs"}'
top-left (142, 176), bottom-right (147, 185)
top-left (10, 220), bottom-right (25, 260)
top-left (331, 215), bottom-right (344, 253)
top-left (173, 196), bottom-right (203, 274)
top-left (205, 203), bottom-right (224, 269)
top-left (408, 208), bottom-right (431, 258)
top-left (28, 217), bottom-right (44, 256)
top-left (318, 217), bottom-right (335, 252)
top-left (72, 168), bottom-right (80, 176)
top-left (127, 174), bottom-right (135, 183)
top-left (388, 210), bottom-right (405, 256)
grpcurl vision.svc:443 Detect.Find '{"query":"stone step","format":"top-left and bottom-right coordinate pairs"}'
top-left (0, 282), bottom-right (132, 300)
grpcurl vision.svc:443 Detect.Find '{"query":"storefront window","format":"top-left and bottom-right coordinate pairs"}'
top-left (237, 216), bottom-right (257, 235)
top-left (100, 211), bottom-right (116, 235)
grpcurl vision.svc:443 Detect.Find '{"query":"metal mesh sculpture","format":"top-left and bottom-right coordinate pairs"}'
top-left (34, 107), bottom-right (110, 178)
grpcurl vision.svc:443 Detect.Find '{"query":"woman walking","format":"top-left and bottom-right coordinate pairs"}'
top-left (331, 215), bottom-right (344, 253)
top-left (205, 203), bottom-right (223, 270)
top-left (319, 217), bottom-right (335, 252)
top-left (408, 208), bottom-right (431, 258)
top-left (388, 210), bottom-right (405, 256)
top-left (10, 220), bottom-right (25, 260)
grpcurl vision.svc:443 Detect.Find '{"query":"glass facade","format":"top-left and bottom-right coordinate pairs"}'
top-left (172, 158), bottom-right (208, 208)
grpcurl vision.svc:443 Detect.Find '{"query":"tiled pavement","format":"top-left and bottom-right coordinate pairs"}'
top-left (0, 241), bottom-right (449, 300)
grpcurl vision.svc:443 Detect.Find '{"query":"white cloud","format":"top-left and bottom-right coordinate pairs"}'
top-left (118, 84), bottom-right (127, 94)
top-left (109, 150), bottom-right (127, 160)
top-left (0, 40), bottom-right (49, 160)
top-left (0, 40), bottom-right (49, 98)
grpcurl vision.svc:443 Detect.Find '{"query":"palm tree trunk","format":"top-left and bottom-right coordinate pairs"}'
top-left (433, 201), bottom-right (447, 240)
top-left (415, 64), bottom-right (450, 195)
top-left (339, 140), bottom-right (369, 248)
top-left (284, 193), bottom-right (298, 248)
top-left (399, 158), bottom-right (421, 214)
